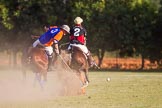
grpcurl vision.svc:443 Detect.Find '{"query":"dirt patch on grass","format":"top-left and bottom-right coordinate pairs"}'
top-left (0, 68), bottom-right (82, 103)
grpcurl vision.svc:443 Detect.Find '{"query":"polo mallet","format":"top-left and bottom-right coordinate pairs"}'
top-left (59, 42), bottom-right (69, 48)
top-left (58, 55), bottom-right (84, 86)
top-left (94, 63), bottom-right (100, 69)
top-left (58, 55), bottom-right (73, 72)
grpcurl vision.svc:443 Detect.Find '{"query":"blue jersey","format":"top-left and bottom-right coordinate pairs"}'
top-left (39, 28), bottom-right (60, 44)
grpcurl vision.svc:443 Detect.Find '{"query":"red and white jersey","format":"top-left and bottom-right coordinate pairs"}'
top-left (69, 25), bottom-right (87, 45)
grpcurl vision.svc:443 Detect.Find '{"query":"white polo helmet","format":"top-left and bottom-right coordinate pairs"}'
top-left (74, 17), bottom-right (83, 24)
top-left (60, 25), bottom-right (70, 34)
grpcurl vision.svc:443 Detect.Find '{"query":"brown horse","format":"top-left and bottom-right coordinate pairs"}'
top-left (22, 45), bottom-right (89, 94)
top-left (69, 46), bottom-right (89, 93)
top-left (22, 47), bottom-right (48, 89)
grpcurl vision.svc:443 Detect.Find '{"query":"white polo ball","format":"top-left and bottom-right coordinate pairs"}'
top-left (107, 77), bottom-right (111, 81)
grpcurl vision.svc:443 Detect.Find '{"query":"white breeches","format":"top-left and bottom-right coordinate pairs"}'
top-left (33, 39), bottom-right (42, 47)
top-left (68, 44), bottom-right (89, 54)
top-left (33, 39), bottom-right (53, 56)
top-left (44, 46), bottom-right (53, 56)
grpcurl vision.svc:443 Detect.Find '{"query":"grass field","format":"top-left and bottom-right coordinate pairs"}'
top-left (0, 69), bottom-right (162, 108)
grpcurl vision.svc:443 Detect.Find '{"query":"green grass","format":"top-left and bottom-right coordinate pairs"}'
top-left (0, 70), bottom-right (162, 108)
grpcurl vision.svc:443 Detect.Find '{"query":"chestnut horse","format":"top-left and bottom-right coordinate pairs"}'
top-left (22, 47), bottom-right (48, 89)
top-left (69, 46), bottom-right (89, 93)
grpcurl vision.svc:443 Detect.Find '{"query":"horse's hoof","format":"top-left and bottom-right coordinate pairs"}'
top-left (81, 83), bottom-right (88, 88)
top-left (47, 70), bottom-right (54, 72)
top-left (47, 68), bottom-right (55, 72)
top-left (81, 88), bottom-right (86, 94)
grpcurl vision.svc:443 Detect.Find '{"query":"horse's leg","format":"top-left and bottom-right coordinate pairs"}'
top-left (34, 72), bottom-right (44, 89)
top-left (84, 68), bottom-right (89, 83)
top-left (80, 69), bottom-right (90, 94)
top-left (39, 72), bottom-right (47, 90)
top-left (33, 72), bottom-right (38, 87)
top-left (21, 67), bottom-right (27, 83)
top-left (75, 71), bottom-right (83, 84)
top-left (81, 72), bottom-right (89, 88)
top-left (34, 72), bottom-right (40, 86)
top-left (76, 68), bottom-right (88, 94)
top-left (79, 64), bottom-right (89, 86)
top-left (75, 71), bottom-right (86, 94)
top-left (42, 71), bottom-right (47, 82)
top-left (40, 71), bottom-right (47, 89)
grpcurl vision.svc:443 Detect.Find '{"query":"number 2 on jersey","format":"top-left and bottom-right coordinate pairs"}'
top-left (74, 28), bottom-right (80, 36)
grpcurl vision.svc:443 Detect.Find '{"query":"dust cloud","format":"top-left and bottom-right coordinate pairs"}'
top-left (0, 65), bottom-right (83, 103)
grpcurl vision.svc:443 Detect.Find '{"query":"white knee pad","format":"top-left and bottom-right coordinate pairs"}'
top-left (44, 46), bottom-right (53, 56)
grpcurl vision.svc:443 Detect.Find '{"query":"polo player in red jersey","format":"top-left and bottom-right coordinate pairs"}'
top-left (68, 17), bottom-right (97, 68)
